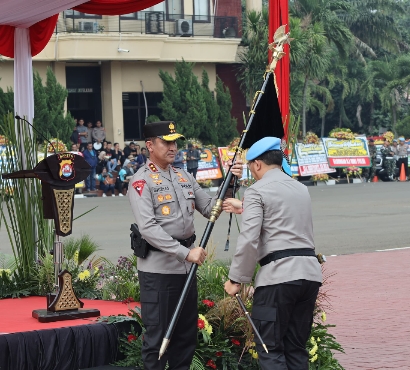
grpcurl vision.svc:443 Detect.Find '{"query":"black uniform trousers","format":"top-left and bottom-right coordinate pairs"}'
top-left (251, 279), bottom-right (320, 370)
top-left (187, 168), bottom-right (198, 179)
top-left (138, 271), bottom-right (198, 370)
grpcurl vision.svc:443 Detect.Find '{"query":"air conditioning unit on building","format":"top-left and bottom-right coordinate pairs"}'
top-left (175, 19), bottom-right (193, 37)
top-left (145, 11), bottom-right (164, 34)
top-left (78, 21), bottom-right (96, 33)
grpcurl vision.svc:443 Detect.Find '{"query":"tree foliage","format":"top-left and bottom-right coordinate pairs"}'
top-left (0, 68), bottom-right (74, 143)
top-left (238, 0), bottom-right (410, 137)
top-left (158, 60), bottom-right (236, 146)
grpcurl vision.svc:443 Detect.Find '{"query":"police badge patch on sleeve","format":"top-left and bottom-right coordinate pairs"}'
top-left (132, 180), bottom-right (146, 196)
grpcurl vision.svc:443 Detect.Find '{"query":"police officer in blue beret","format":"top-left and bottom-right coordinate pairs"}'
top-left (223, 137), bottom-right (323, 370)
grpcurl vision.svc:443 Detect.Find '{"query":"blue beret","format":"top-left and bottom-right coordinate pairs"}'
top-left (399, 137), bottom-right (405, 142)
top-left (246, 137), bottom-right (281, 161)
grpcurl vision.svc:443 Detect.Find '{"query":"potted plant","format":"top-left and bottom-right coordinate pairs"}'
top-left (343, 166), bottom-right (362, 183)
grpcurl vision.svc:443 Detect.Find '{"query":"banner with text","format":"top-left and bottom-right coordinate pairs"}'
top-left (322, 137), bottom-right (371, 167)
top-left (295, 143), bottom-right (336, 176)
top-left (180, 149), bottom-right (223, 181)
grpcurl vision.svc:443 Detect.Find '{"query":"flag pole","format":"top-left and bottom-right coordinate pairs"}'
top-left (158, 27), bottom-right (292, 360)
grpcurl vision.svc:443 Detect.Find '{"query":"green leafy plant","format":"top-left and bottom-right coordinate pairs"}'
top-left (0, 113), bottom-right (54, 283)
top-left (100, 255), bottom-right (140, 302)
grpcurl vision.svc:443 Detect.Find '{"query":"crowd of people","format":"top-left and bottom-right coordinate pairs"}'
top-left (70, 119), bottom-right (147, 195)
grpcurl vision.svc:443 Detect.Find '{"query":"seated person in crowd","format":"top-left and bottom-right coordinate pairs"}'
top-left (118, 159), bottom-right (134, 193)
top-left (70, 143), bottom-right (83, 157)
top-left (112, 142), bottom-right (123, 166)
top-left (97, 167), bottom-right (115, 196)
top-left (123, 142), bottom-right (139, 159)
top-left (136, 147), bottom-right (147, 170)
top-left (96, 151), bottom-right (108, 175)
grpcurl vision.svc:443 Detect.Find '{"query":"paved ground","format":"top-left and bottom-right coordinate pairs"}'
top-left (326, 249), bottom-right (410, 370)
top-left (1, 182), bottom-right (410, 261)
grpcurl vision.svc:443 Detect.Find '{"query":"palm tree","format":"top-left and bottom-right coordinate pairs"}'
top-left (291, 20), bottom-right (333, 135)
top-left (372, 55), bottom-right (410, 135)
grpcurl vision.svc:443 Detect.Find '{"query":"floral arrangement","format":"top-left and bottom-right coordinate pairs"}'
top-left (0, 135), bottom-right (9, 145)
top-left (311, 173), bottom-right (329, 182)
top-left (203, 144), bottom-right (219, 158)
top-left (227, 137), bottom-right (240, 150)
top-left (186, 138), bottom-right (203, 149)
top-left (304, 132), bottom-right (320, 144)
top-left (382, 131), bottom-right (394, 143)
top-left (198, 179), bottom-right (213, 188)
top-left (343, 166), bottom-right (362, 178)
top-left (329, 128), bottom-right (355, 140)
top-left (41, 138), bottom-right (67, 153)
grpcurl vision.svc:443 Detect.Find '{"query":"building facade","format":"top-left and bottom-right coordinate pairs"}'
top-left (0, 0), bottom-right (246, 147)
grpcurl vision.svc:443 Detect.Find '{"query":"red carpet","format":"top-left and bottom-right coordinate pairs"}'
top-left (0, 296), bottom-right (140, 334)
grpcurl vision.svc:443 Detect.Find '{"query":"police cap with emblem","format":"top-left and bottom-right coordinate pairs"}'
top-left (246, 137), bottom-right (291, 176)
top-left (143, 121), bottom-right (185, 141)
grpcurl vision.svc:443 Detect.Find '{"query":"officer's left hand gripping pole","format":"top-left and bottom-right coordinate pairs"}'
top-left (158, 72), bottom-right (272, 360)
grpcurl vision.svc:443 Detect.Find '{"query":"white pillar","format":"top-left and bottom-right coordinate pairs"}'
top-left (246, 0), bottom-right (262, 12)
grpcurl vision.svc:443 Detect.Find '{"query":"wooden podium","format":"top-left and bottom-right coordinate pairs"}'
top-left (3, 152), bottom-right (101, 322)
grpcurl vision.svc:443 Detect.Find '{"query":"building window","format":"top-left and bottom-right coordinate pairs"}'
top-left (120, 0), bottom-right (183, 21)
top-left (64, 10), bottom-right (102, 19)
top-left (167, 0), bottom-right (183, 20)
top-left (121, 2), bottom-right (165, 20)
top-left (193, 0), bottom-right (210, 22)
top-left (122, 92), bottom-right (163, 141)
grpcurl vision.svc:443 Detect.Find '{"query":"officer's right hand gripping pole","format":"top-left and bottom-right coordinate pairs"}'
top-left (158, 26), bottom-right (291, 360)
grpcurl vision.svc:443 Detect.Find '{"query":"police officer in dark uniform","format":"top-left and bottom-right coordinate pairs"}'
top-left (128, 121), bottom-right (242, 370)
top-left (223, 137), bottom-right (322, 370)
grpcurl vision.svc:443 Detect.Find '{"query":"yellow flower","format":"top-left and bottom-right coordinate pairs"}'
top-left (0, 269), bottom-right (11, 275)
top-left (309, 344), bottom-right (318, 356)
top-left (317, 337), bottom-right (321, 342)
top-left (83, 270), bottom-right (90, 278)
top-left (310, 336), bottom-right (316, 345)
top-left (198, 314), bottom-right (213, 335)
top-left (310, 354), bottom-right (318, 363)
top-left (74, 251), bottom-right (79, 264)
top-left (94, 267), bottom-right (99, 274)
top-left (78, 272), bottom-right (85, 281)
top-left (321, 311), bottom-right (327, 322)
top-left (248, 349), bottom-right (258, 359)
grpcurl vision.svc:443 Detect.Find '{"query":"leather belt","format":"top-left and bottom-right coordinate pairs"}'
top-left (259, 248), bottom-right (316, 267)
top-left (148, 234), bottom-right (196, 252)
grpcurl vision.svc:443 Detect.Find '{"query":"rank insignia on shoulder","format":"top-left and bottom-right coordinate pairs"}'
top-left (162, 205), bottom-right (171, 216)
top-left (148, 162), bottom-right (158, 172)
top-left (132, 180), bottom-right (146, 196)
top-left (179, 178), bottom-right (188, 183)
top-left (157, 194), bottom-right (164, 202)
top-left (165, 194), bottom-right (172, 200)
top-left (149, 174), bottom-right (160, 179)
top-left (176, 172), bottom-right (183, 177)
